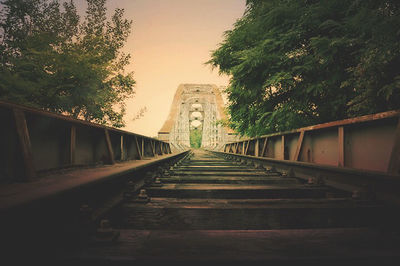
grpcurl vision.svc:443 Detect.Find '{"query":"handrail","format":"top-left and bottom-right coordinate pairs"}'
top-left (0, 100), bottom-right (172, 182)
top-left (223, 110), bottom-right (400, 175)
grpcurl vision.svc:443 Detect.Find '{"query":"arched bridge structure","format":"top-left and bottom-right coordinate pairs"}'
top-left (158, 84), bottom-right (237, 150)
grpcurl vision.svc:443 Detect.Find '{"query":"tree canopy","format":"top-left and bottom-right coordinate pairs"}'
top-left (0, 0), bottom-right (134, 127)
top-left (208, 0), bottom-right (400, 137)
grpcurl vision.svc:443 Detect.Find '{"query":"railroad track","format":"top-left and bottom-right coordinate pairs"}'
top-left (67, 149), bottom-right (400, 264)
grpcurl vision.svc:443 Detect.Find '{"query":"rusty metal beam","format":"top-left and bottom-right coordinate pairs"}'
top-left (227, 110), bottom-right (400, 144)
top-left (120, 135), bottom-right (124, 161)
top-left (150, 140), bottom-right (156, 156)
top-left (134, 136), bottom-right (142, 159)
top-left (244, 140), bottom-right (250, 155)
top-left (261, 137), bottom-right (268, 157)
top-left (1, 101), bottom-right (172, 181)
top-left (141, 138), bottom-right (145, 158)
top-left (293, 131), bottom-right (305, 161)
top-left (224, 110), bottom-right (400, 174)
top-left (388, 119), bottom-right (400, 175)
top-left (104, 129), bottom-right (115, 165)
top-left (13, 109), bottom-right (36, 181)
top-left (255, 139), bottom-right (259, 157)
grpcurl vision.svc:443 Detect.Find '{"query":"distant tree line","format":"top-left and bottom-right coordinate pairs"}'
top-left (0, 0), bottom-right (134, 127)
top-left (208, 0), bottom-right (400, 136)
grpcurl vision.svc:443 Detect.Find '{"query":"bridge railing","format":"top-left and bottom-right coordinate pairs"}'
top-left (223, 110), bottom-right (400, 175)
top-left (0, 101), bottom-right (172, 182)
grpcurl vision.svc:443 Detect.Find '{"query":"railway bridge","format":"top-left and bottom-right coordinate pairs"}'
top-left (1, 85), bottom-right (400, 264)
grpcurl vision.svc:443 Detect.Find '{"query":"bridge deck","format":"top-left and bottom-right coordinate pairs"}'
top-left (66, 150), bottom-right (400, 264)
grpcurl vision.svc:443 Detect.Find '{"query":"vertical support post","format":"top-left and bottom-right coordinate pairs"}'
top-left (13, 108), bottom-right (36, 181)
top-left (242, 142), bottom-right (245, 155)
top-left (388, 118), bottom-right (400, 174)
top-left (159, 143), bottom-right (163, 154)
top-left (141, 138), bottom-right (145, 158)
top-left (104, 129), bottom-right (115, 164)
top-left (261, 137), bottom-right (268, 157)
top-left (244, 140), bottom-right (250, 155)
top-left (70, 125), bottom-right (76, 165)
top-left (134, 135), bottom-right (142, 159)
top-left (281, 135), bottom-right (285, 160)
top-left (293, 131), bottom-right (305, 161)
top-left (120, 135), bottom-right (124, 161)
top-left (338, 126), bottom-right (345, 167)
top-left (255, 139), bottom-right (259, 157)
top-left (150, 140), bottom-right (156, 156)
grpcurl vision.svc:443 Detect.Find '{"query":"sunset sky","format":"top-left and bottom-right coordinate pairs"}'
top-left (76, 0), bottom-right (247, 137)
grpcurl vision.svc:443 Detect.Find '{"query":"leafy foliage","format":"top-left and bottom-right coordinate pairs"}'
top-left (0, 0), bottom-right (134, 127)
top-left (190, 128), bottom-right (202, 148)
top-left (208, 0), bottom-right (400, 136)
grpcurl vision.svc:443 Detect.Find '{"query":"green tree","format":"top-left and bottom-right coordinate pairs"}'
top-left (0, 0), bottom-right (134, 127)
top-left (190, 128), bottom-right (202, 148)
top-left (208, 0), bottom-right (400, 137)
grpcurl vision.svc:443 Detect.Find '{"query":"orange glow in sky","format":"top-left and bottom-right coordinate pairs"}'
top-left (76, 0), bottom-right (246, 137)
